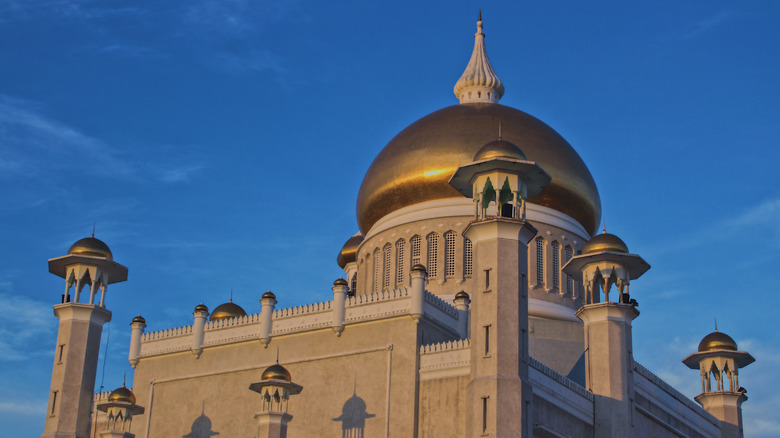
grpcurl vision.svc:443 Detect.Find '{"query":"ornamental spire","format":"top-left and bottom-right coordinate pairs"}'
top-left (453, 12), bottom-right (504, 104)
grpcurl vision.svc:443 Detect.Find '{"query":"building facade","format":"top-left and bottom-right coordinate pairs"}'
top-left (40, 16), bottom-right (754, 438)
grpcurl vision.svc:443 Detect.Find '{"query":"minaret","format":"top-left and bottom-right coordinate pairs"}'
top-left (562, 231), bottom-right (650, 438)
top-left (682, 330), bottom-right (754, 438)
top-left (42, 234), bottom-right (128, 438)
top-left (249, 363), bottom-right (303, 438)
top-left (449, 132), bottom-right (550, 436)
top-left (96, 383), bottom-right (145, 438)
top-left (453, 11), bottom-right (505, 104)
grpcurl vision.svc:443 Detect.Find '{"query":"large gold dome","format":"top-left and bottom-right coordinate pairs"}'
top-left (356, 103), bottom-right (601, 235)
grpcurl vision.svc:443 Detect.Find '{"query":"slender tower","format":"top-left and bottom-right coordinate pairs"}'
top-left (562, 231), bottom-right (650, 438)
top-left (450, 124), bottom-right (550, 436)
top-left (683, 330), bottom-right (754, 438)
top-left (42, 235), bottom-right (128, 438)
top-left (249, 363), bottom-right (303, 438)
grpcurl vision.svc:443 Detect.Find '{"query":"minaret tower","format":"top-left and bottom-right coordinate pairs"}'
top-left (449, 123), bottom-right (551, 435)
top-left (683, 330), bottom-right (754, 438)
top-left (562, 231), bottom-right (649, 438)
top-left (42, 234), bottom-right (128, 438)
top-left (249, 362), bottom-right (303, 438)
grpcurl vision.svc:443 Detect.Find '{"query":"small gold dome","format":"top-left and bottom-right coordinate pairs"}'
top-left (68, 236), bottom-right (113, 260)
top-left (108, 386), bottom-right (136, 404)
top-left (337, 233), bottom-right (363, 269)
top-left (411, 264), bottom-right (427, 272)
top-left (194, 303), bottom-right (209, 313)
top-left (334, 278), bottom-right (348, 286)
top-left (356, 103), bottom-right (601, 236)
top-left (698, 331), bottom-right (738, 352)
top-left (132, 315), bottom-right (146, 324)
top-left (582, 232), bottom-right (629, 255)
top-left (473, 139), bottom-right (526, 161)
top-left (454, 291), bottom-right (470, 300)
top-left (209, 300), bottom-right (247, 322)
top-left (261, 363), bottom-right (291, 382)
top-left (262, 291), bottom-right (276, 300)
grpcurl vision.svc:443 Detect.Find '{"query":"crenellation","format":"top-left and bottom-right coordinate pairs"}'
top-left (529, 356), bottom-right (592, 401)
top-left (420, 338), bottom-right (471, 354)
top-left (422, 290), bottom-right (458, 318)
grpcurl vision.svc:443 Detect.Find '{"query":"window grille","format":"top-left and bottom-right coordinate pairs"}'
top-left (411, 235), bottom-right (421, 267)
top-left (565, 245), bottom-right (573, 295)
top-left (535, 236), bottom-right (545, 286)
top-left (444, 231), bottom-right (456, 277)
top-left (396, 240), bottom-right (406, 284)
top-left (464, 237), bottom-right (473, 276)
top-left (350, 273), bottom-right (357, 295)
top-left (427, 233), bottom-right (439, 277)
top-left (552, 241), bottom-right (560, 291)
top-left (383, 244), bottom-right (391, 289)
top-left (373, 248), bottom-right (380, 293)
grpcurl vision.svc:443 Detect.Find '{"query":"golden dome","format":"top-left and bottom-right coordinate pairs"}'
top-left (261, 363), bottom-right (291, 381)
top-left (582, 232), bottom-right (629, 255)
top-left (132, 315), bottom-right (146, 324)
top-left (209, 300), bottom-right (247, 322)
top-left (473, 139), bottom-right (526, 161)
top-left (698, 331), bottom-right (738, 352)
top-left (356, 103), bottom-right (601, 235)
top-left (68, 236), bottom-right (113, 260)
top-left (333, 278), bottom-right (348, 286)
top-left (336, 233), bottom-right (363, 269)
top-left (108, 386), bottom-right (136, 404)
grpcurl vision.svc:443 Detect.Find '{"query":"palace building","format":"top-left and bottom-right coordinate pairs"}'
top-left (40, 16), bottom-right (754, 438)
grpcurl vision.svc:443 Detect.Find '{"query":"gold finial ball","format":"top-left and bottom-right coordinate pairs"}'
top-left (582, 232), bottom-right (629, 255)
top-left (208, 301), bottom-right (246, 322)
top-left (132, 315), bottom-right (146, 324)
top-left (473, 139), bottom-right (526, 161)
top-left (261, 363), bottom-right (292, 382)
top-left (454, 291), bottom-right (470, 300)
top-left (108, 386), bottom-right (136, 404)
top-left (68, 236), bottom-right (113, 260)
top-left (194, 303), bottom-right (209, 313)
top-left (262, 291), bottom-right (276, 300)
top-left (698, 331), bottom-right (738, 352)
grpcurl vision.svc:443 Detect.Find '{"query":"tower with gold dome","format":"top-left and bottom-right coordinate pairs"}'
top-left (39, 14), bottom-right (756, 438)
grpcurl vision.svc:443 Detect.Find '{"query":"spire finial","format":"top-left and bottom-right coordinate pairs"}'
top-left (602, 217), bottom-right (606, 234)
top-left (122, 371), bottom-right (126, 387)
top-left (229, 289), bottom-right (233, 303)
top-left (91, 222), bottom-right (95, 238)
top-left (453, 13), bottom-right (504, 104)
top-left (498, 121), bottom-right (502, 140)
top-left (276, 346), bottom-right (280, 364)
top-left (478, 9), bottom-right (482, 22)
top-left (715, 318), bottom-right (718, 332)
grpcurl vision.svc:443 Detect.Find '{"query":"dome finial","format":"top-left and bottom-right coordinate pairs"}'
top-left (91, 222), bottom-right (95, 238)
top-left (715, 318), bottom-right (718, 332)
top-left (498, 121), bottom-right (502, 140)
top-left (453, 13), bottom-right (505, 104)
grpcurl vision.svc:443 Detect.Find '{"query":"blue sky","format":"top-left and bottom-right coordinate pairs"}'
top-left (1, 1), bottom-right (779, 436)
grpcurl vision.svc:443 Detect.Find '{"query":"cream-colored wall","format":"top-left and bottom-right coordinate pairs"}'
top-left (418, 375), bottom-right (469, 437)
top-left (132, 316), bottom-right (421, 438)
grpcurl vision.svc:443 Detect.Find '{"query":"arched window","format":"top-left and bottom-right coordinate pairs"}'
top-left (427, 233), bottom-right (439, 277)
top-left (551, 241), bottom-right (560, 291)
top-left (411, 235), bottom-right (421, 267)
top-left (535, 236), bottom-right (545, 286)
top-left (373, 248), bottom-right (381, 293)
top-left (396, 239), bottom-right (406, 284)
top-left (383, 244), bottom-right (392, 289)
top-left (564, 245), bottom-right (573, 295)
top-left (463, 237), bottom-right (473, 277)
top-left (350, 273), bottom-right (357, 296)
top-left (444, 231), bottom-right (456, 277)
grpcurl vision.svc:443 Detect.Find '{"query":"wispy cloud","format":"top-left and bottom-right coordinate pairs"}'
top-left (0, 0), bottom-right (144, 23)
top-left (667, 11), bottom-right (732, 41)
top-left (0, 289), bottom-right (56, 362)
top-left (0, 94), bottom-right (204, 184)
